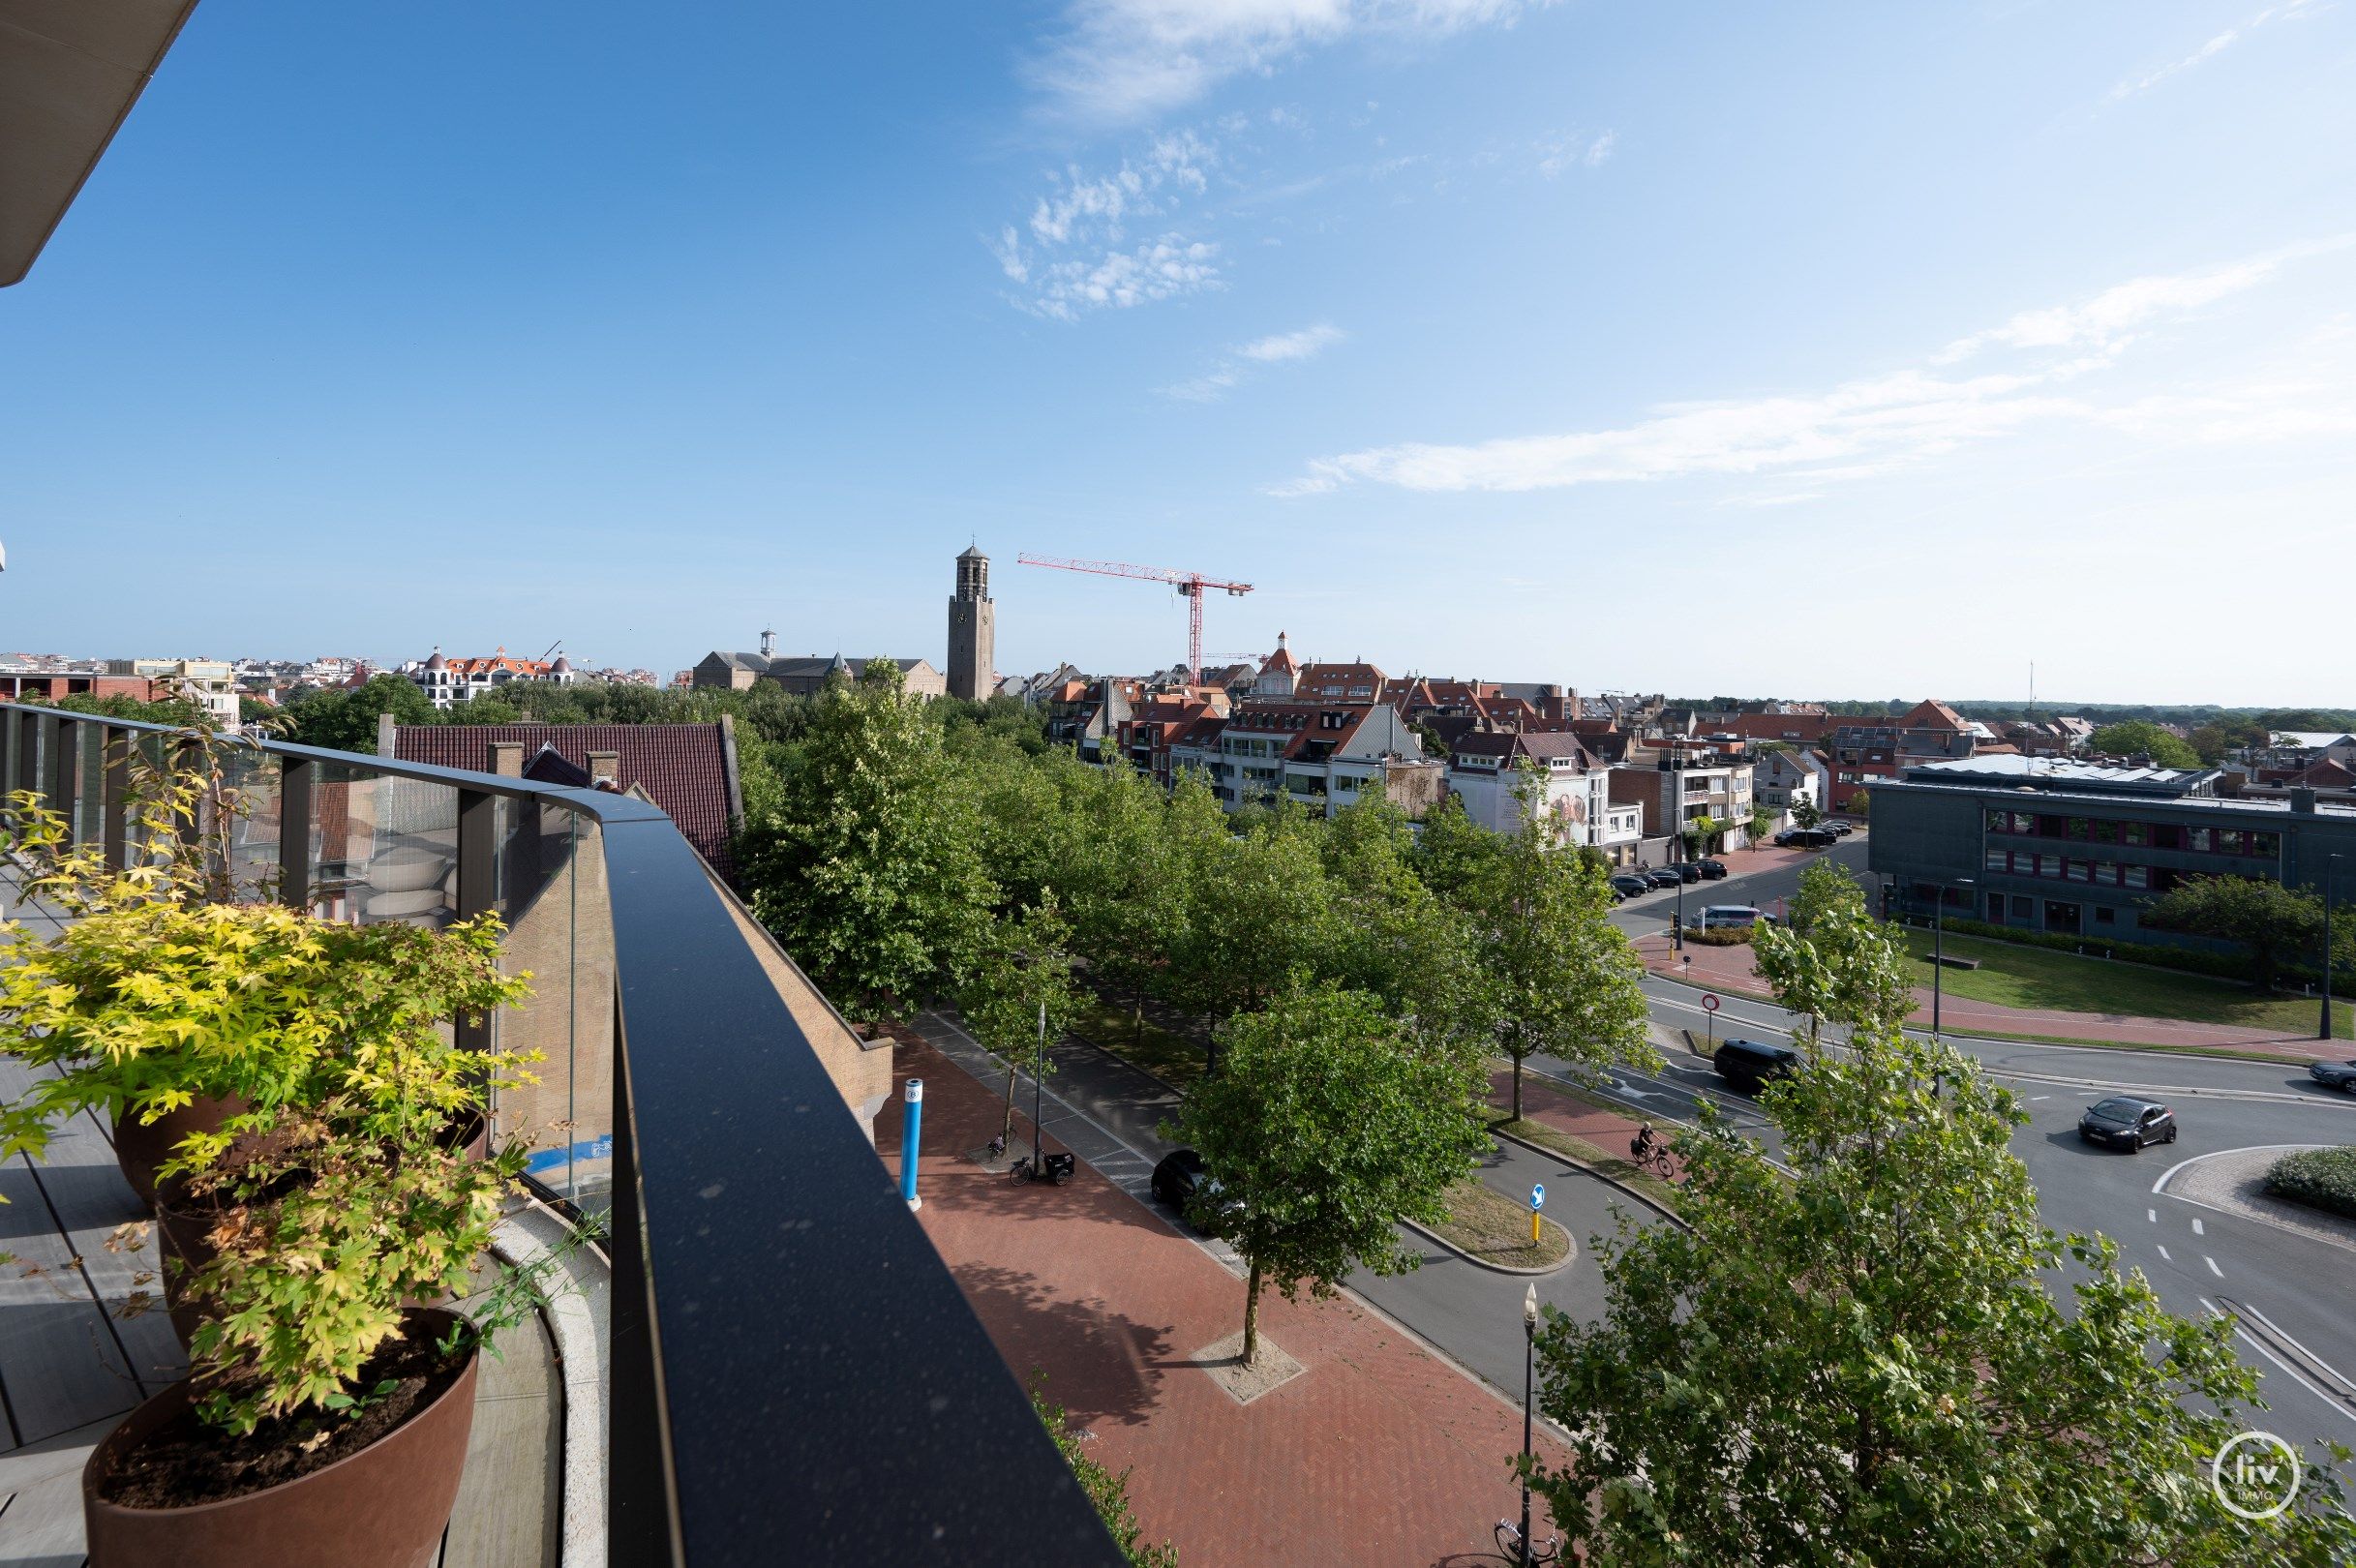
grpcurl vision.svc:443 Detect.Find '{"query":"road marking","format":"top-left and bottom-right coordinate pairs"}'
top-left (2233, 1298), bottom-right (2356, 1412)
top-left (2148, 1208), bottom-right (2158, 1223)
top-left (2158, 1245), bottom-right (2172, 1261)
top-left (2191, 1218), bottom-right (2204, 1235)
top-left (2030, 1095), bottom-right (2051, 1101)
top-left (2207, 1256), bottom-right (2224, 1278)
top-left (2206, 1297), bottom-right (2356, 1429)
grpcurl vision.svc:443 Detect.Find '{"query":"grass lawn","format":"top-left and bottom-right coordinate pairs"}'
top-left (1068, 994), bottom-right (1209, 1089)
top-left (1427, 1176), bottom-right (1571, 1269)
top-left (1897, 928), bottom-right (2352, 1037)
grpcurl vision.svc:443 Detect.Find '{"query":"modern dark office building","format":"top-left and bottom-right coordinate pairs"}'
top-left (1868, 755), bottom-right (2356, 942)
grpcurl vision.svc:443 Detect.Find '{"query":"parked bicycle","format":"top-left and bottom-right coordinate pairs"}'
top-left (1011, 1148), bottom-right (1076, 1186)
top-left (1629, 1125), bottom-right (1676, 1180)
top-left (1495, 1517), bottom-right (1561, 1564)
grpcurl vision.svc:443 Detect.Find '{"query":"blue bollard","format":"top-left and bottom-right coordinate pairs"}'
top-left (901, 1078), bottom-right (923, 1211)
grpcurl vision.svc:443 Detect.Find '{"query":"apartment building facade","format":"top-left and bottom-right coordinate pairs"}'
top-left (1446, 731), bottom-right (1644, 864)
top-left (1609, 753), bottom-right (1757, 857)
top-left (1166, 699), bottom-right (1432, 819)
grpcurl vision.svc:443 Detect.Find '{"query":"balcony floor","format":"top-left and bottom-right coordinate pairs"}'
top-left (0, 870), bottom-right (562, 1567)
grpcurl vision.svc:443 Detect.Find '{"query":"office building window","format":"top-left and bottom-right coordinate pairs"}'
top-left (2093, 820), bottom-right (2119, 844)
top-left (2012, 895), bottom-right (2034, 919)
top-left (2124, 822), bottom-right (2151, 846)
top-left (2123, 864), bottom-right (2150, 890)
top-left (2069, 859), bottom-right (2093, 882)
top-left (1985, 847), bottom-right (2009, 872)
top-left (2253, 832), bottom-right (2280, 857)
top-left (2068, 817), bottom-right (2091, 841)
top-left (2095, 906), bottom-right (2115, 925)
top-left (2190, 827), bottom-right (2214, 853)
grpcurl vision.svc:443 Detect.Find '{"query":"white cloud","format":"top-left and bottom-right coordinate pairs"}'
top-left (1238, 323), bottom-right (1344, 361)
top-left (1034, 236), bottom-right (1223, 319)
top-left (1026, 0), bottom-right (1556, 124)
top-left (1275, 246), bottom-right (2351, 496)
top-left (995, 132), bottom-right (1223, 317)
top-left (1536, 129), bottom-right (1616, 177)
top-left (2105, 0), bottom-right (2319, 102)
top-left (1167, 322), bottom-right (1344, 399)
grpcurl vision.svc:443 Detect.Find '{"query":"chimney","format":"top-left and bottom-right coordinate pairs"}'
top-left (587, 750), bottom-right (620, 788)
top-left (377, 710), bottom-right (398, 758)
top-left (2292, 786), bottom-right (2318, 814)
top-left (488, 741), bottom-right (524, 778)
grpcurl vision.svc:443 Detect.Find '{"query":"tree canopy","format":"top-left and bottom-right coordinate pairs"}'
top-left (2088, 720), bottom-right (2203, 770)
top-left (1168, 980), bottom-right (1490, 1363)
top-left (1531, 1017), bottom-right (2356, 1566)
top-left (2142, 873), bottom-right (2342, 991)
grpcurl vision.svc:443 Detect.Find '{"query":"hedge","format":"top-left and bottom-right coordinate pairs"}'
top-left (1679, 926), bottom-right (1754, 948)
top-left (2265, 1147), bottom-right (2356, 1221)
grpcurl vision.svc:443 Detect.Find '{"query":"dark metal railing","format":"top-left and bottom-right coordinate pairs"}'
top-left (0, 701), bottom-right (1122, 1565)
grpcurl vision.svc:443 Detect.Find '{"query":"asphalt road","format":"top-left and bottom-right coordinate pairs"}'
top-left (1587, 837), bottom-right (2356, 1482)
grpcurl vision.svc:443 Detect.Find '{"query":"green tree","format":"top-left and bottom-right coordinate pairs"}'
top-left (1792, 798), bottom-right (1824, 829)
top-left (1168, 981), bottom-right (1490, 1364)
top-left (1158, 793), bottom-right (1332, 1070)
top-left (1408, 790), bottom-right (1505, 906)
top-left (1529, 1022), bottom-right (2356, 1566)
top-left (737, 661), bottom-right (995, 1021)
top-left (52, 689), bottom-right (218, 729)
top-left (1680, 813), bottom-right (1725, 859)
top-left (2089, 720), bottom-right (2202, 769)
top-left (1753, 863), bottom-right (1916, 1050)
top-left (2143, 873), bottom-right (2332, 992)
top-left (958, 894), bottom-right (1078, 1143)
top-left (278, 674), bottom-right (442, 751)
top-left (1454, 771), bottom-right (1656, 1119)
top-left (1317, 790), bottom-right (1495, 1062)
top-left (1745, 799), bottom-right (1775, 843)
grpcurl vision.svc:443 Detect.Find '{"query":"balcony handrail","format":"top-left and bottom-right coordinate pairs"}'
top-left (0, 701), bottom-right (1124, 1566)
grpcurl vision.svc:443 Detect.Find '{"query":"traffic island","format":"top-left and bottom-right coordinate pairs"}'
top-left (1415, 1177), bottom-right (1573, 1273)
top-left (2159, 1144), bottom-right (2356, 1255)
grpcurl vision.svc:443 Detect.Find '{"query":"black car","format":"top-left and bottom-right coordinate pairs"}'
top-left (1671, 863), bottom-right (1704, 884)
top-left (1151, 1149), bottom-right (1231, 1227)
top-left (2077, 1097), bottom-right (2177, 1151)
top-left (2307, 1059), bottom-right (2356, 1093)
top-left (1778, 829), bottom-right (1835, 849)
top-left (1696, 859), bottom-right (1728, 880)
top-left (1645, 866), bottom-right (1683, 889)
top-left (1714, 1038), bottom-right (1801, 1092)
top-left (1824, 821), bottom-right (1854, 836)
top-left (1609, 873), bottom-right (1652, 899)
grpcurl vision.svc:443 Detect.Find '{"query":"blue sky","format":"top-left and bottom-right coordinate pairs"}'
top-left (5, 1), bottom-right (2353, 705)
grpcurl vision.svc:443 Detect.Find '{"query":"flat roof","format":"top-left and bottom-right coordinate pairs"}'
top-left (1880, 777), bottom-right (2356, 820)
top-left (1905, 755), bottom-right (2216, 791)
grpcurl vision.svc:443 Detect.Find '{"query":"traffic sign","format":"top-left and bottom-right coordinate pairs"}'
top-left (1530, 1183), bottom-right (1546, 1211)
top-left (1701, 993), bottom-right (1721, 1013)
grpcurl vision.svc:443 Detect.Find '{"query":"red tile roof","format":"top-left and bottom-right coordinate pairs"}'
top-left (392, 723), bottom-right (740, 879)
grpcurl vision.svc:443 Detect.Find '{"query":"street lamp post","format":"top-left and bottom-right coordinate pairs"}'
top-left (2322, 854), bottom-right (2342, 1041)
top-left (1519, 1282), bottom-right (1538, 1567)
top-left (1931, 877), bottom-right (1974, 1039)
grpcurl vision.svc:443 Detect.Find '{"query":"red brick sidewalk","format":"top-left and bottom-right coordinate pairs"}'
top-left (881, 1035), bottom-right (1571, 1568)
top-left (1633, 931), bottom-right (2330, 1061)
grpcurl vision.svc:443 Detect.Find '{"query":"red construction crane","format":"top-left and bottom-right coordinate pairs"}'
top-left (1017, 554), bottom-right (1254, 686)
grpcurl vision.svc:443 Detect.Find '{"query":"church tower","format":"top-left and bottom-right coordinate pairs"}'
top-left (948, 544), bottom-right (995, 702)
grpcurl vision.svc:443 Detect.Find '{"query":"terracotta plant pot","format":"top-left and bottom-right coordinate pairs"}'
top-left (113, 1092), bottom-right (247, 1208)
top-left (82, 1308), bottom-right (479, 1568)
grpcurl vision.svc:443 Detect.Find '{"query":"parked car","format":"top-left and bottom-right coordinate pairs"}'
top-left (1645, 866), bottom-right (1683, 889)
top-left (1700, 905), bottom-right (1767, 929)
top-left (1151, 1149), bottom-right (1214, 1221)
top-left (1777, 829), bottom-right (1836, 849)
top-left (2076, 1097), bottom-right (2177, 1151)
top-left (1609, 873), bottom-right (1652, 900)
top-left (1823, 821), bottom-right (1854, 836)
top-left (1674, 863), bottom-right (1704, 884)
top-left (1696, 859), bottom-right (1728, 880)
top-left (1713, 1038), bottom-right (1801, 1092)
top-left (2307, 1059), bottom-right (2356, 1093)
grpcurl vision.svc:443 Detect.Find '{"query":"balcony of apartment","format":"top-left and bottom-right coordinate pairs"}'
top-left (0, 701), bottom-right (1125, 1565)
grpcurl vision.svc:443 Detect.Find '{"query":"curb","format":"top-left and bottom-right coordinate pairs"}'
top-left (1401, 1207), bottom-right (1574, 1277)
top-left (1489, 1123), bottom-right (1689, 1229)
top-left (1064, 1023), bottom-right (1191, 1101)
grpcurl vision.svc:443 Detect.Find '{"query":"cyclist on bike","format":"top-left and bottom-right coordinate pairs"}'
top-left (1631, 1124), bottom-right (1657, 1165)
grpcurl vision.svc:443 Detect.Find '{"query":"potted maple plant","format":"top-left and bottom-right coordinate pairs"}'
top-left (82, 1100), bottom-right (534, 1568)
